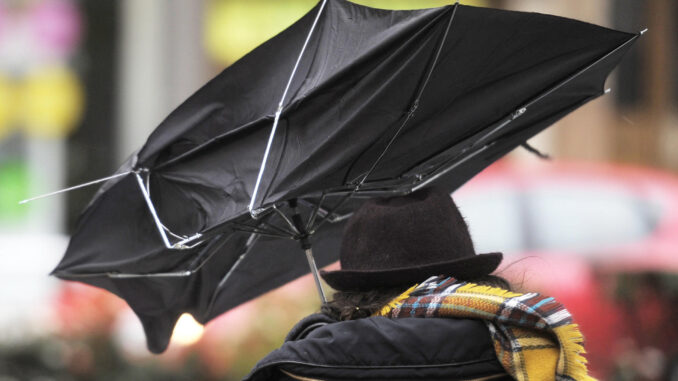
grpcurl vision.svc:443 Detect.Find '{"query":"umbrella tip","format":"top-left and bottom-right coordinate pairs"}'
top-left (640, 28), bottom-right (648, 35)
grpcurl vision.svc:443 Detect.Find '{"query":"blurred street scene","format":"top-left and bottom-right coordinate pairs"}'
top-left (0, 0), bottom-right (676, 380)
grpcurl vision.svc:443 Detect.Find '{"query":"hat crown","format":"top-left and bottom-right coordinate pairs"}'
top-left (340, 188), bottom-right (476, 272)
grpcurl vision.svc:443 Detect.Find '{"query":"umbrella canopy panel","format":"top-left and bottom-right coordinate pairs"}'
top-left (54, 0), bottom-right (639, 353)
top-left (139, 1), bottom-right (636, 217)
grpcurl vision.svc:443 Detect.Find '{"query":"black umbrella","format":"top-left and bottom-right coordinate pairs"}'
top-left (49, 0), bottom-right (641, 353)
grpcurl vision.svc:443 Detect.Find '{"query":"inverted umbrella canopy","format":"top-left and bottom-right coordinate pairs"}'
top-left (53, 0), bottom-right (640, 353)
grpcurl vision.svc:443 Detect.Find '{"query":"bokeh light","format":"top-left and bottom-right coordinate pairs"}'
top-left (0, 74), bottom-right (17, 139)
top-left (20, 65), bottom-right (84, 138)
top-left (30, 0), bottom-right (82, 58)
top-left (170, 314), bottom-right (204, 347)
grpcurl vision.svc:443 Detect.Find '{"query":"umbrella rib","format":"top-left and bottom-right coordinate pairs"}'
top-left (409, 109), bottom-right (530, 192)
top-left (212, 251), bottom-right (249, 299)
top-left (105, 271), bottom-right (194, 279)
top-left (229, 223), bottom-right (292, 239)
top-left (179, 234), bottom-right (237, 274)
top-left (309, 193), bottom-right (353, 234)
top-left (143, 174), bottom-right (194, 241)
top-left (134, 171), bottom-right (173, 248)
top-left (354, 3), bottom-right (459, 192)
top-left (301, 194), bottom-right (327, 231)
top-left (249, 0), bottom-right (329, 217)
top-left (54, 270), bottom-right (190, 278)
top-left (19, 170), bottom-right (133, 204)
top-left (411, 144), bottom-right (492, 192)
top-left (204, 233), bottom-right (262, 318)
top-left (413, 3), bottom-right (458, 103)
top-left (272, 205), bottom-right (301, 236)
top-left (259, 220), bottom-right (297, 238)
top-left (134, 171), bottom-right (204, 249)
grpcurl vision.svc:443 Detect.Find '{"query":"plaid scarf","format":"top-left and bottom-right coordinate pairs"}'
top-left (375, 276), bottom-right (595, 381)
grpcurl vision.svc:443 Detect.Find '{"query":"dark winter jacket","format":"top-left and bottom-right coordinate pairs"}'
top-left (244, 313), bottom-right (511, 381)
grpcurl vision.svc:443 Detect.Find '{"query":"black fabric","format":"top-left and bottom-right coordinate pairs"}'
top-left (53, 0), bottom-right (639, 353)
top-left (244, 314), bottom-right (508, 381)
top-left (284, 313), bottom-right (336, 342)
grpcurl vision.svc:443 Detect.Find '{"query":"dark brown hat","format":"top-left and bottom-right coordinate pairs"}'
top-left (320, 188), bottom-right (502, 291)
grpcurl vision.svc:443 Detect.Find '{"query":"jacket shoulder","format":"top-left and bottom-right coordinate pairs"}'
top-left (244, 316), bottom-right (505, 381)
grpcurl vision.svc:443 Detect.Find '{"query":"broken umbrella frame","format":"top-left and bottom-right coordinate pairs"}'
top-left (22, 2), bottom-right (646, 311)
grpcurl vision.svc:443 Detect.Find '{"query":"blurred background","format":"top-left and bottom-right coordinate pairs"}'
top-left (0, 0), bottom-right (676, 380)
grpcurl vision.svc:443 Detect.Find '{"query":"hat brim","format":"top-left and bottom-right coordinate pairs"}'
top-left (320, 252), bottom-right (503, 291)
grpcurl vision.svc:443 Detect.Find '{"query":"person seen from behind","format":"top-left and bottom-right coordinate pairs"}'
top-left (245, 188), bottom-right (594, 381)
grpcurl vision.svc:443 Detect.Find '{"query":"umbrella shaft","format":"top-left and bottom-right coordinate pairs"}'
top-left (305, 248), bottom-right (327, 304)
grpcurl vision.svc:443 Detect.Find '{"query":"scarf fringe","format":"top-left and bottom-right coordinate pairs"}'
top-left (457, 282), bottom-right (523, 299)
top-left (554, 324), bottom-right (597, 381)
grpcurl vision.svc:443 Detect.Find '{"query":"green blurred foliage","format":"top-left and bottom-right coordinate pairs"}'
top-left (0, 161), bottom-right (30, 220)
